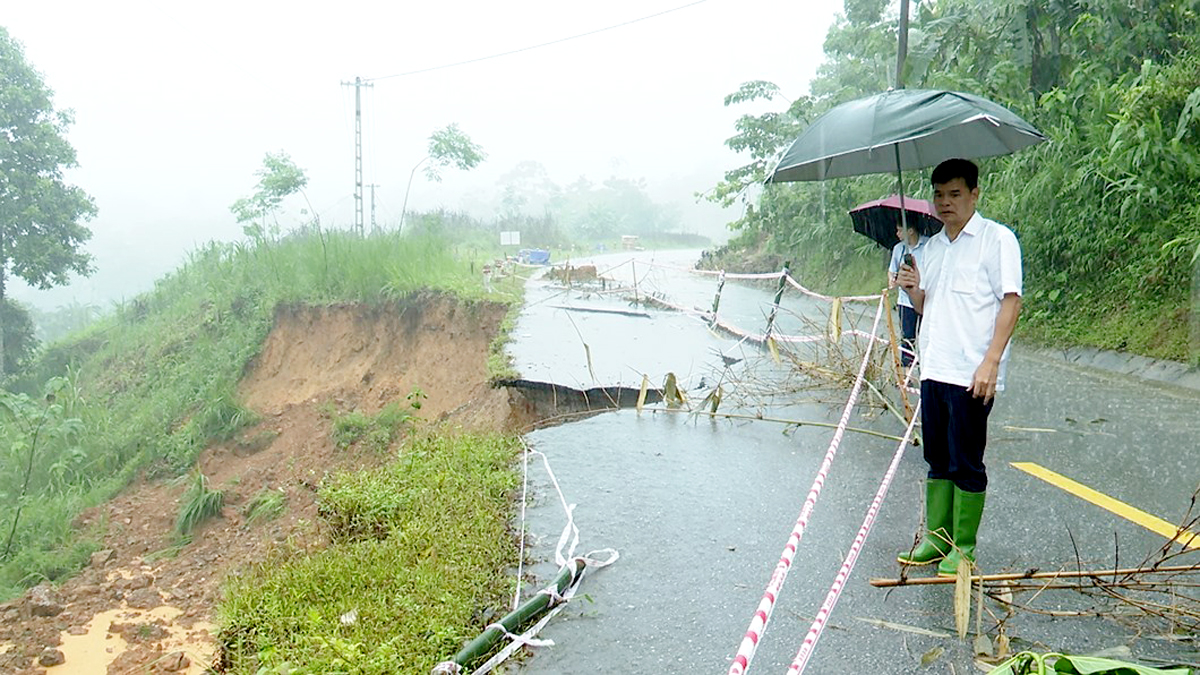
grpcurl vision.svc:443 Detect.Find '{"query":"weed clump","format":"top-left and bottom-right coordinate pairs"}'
top-left (173, 470), bottom-right (224, 540)
top-left (242, 488), bottom-right (286, 526)
top-left (329, 395), bottom-right (422, 453)
top-left (218, 432), bottom-right (521, 673)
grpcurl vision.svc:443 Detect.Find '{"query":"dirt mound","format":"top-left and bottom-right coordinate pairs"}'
top-left (0, 293), bottom-right (534, 674)
top-left (243, 294), bottom-right (503, 419)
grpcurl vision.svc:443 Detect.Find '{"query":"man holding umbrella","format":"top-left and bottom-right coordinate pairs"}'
top-left (888, 218), bottom-right (930, 367)
top-left (896, 158), bottom-right (1022, 576)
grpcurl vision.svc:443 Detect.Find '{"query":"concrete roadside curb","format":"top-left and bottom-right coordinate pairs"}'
top-left (1020, 343), bottom-right (1200, 394)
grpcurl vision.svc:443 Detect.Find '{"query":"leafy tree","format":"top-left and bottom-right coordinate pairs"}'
top-left (401, 123), bottom-right (487, 230)
top-left (0, 28), bottom-right (97, 375)
top-left (230, 151), bottom-right (311, 241)
top-left (0, 300), bottom-right (38, 377)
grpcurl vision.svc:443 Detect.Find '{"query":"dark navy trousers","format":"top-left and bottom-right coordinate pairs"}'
top-left (920, 379), bottom-right (994, 492)
top-left (898, 305), bottom-right (919, 367)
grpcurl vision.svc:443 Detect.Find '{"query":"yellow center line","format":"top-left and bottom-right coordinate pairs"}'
top-left (1010, 462), bottom-right (1199, 550)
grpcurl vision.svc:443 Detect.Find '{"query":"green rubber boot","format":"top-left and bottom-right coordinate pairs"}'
top-left (897, 479), bottom-right (955, 566)
top-left (938, 487), bottom-right (986, 577)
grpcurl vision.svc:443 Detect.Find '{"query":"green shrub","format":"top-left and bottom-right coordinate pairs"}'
top-left (173, 471), bottom-right (224, 539)
top-left (219, 432), bottom-right (521, 673)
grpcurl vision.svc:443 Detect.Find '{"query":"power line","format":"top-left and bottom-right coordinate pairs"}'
top-left (365, 0), bottom-right (711, 82)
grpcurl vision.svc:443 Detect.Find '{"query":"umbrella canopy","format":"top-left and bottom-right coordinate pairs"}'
top-left (849, 194), bottom-right (942, 249)
top-left (768, 89), bottom-right (1047, 183)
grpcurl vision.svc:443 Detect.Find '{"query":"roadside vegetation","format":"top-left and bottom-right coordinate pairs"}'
top-left (705, 0), bottom-right (1200, 363)
top-left (0, 221), bottom-right (518, 603)
top-left (218, 433), bottom-right (521, 673)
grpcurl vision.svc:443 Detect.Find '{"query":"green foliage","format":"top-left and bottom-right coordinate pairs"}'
top-left (424, 123), bottom-right (487, 182)
top-left (230, 151), bottom-right (311, 240)
top-left (0, 378), bottom-right (85, 556)
top-left (987, 650), bottom-right (1189, 675)
top-left (487, 303), bottom-right (522, 381)
top-left (173, 470), bottom-right (224, 539)
top-left (243, 488), bottom-right (286, 526)
top-left (0, 27), bottom-right (96, 375)
top-left (26, 301), bottom-right (103, 345)
top-left (0, 224), bottom-right (514, 602)
top-left (713, 0), bottom-right (1200, 361)
top-left (330, 398), bottom-right (420, 453)
top-left (219, 433), bottom-right (521, 673)
top-left (1, 299), bottom-right (39, 377)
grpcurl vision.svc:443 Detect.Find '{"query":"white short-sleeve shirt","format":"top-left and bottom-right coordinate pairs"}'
top-left (917, 211), bottom-right (1022, 390)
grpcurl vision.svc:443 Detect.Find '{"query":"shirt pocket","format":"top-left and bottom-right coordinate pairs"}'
top-left (950, 262), bottom-right (978, 295)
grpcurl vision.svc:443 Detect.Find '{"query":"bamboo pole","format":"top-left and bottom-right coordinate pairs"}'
top-left (710, 271), bottom-right (727, 327)
top-left (652, 407), bottom-right (906, 443)
top-left (882, 287), bottom-right (912, 420)
top-left (870, 563), bottom-right (1200, 588)
top-left (447, 558), bottom-right (585, 671)
top-left (764, 262), bottom-right (790, 338)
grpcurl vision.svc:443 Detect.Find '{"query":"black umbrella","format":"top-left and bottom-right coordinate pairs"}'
top-left (768, 89), bottom-right (1047, 234)
top-left (849, 194), bottom-right (942, 249)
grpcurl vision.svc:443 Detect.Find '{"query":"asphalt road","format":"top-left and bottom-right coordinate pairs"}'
top-left (507, 250), bottom-right (1200, 674)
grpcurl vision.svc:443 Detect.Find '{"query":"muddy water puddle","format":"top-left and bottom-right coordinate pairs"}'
top-left (45, 604), bottom-right (214, 674)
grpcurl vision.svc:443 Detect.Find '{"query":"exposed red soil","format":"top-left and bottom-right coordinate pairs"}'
top-left (0, 294), bottom-right (536, 674)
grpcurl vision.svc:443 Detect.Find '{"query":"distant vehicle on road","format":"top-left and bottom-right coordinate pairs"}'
top-left (517, 248), bottom-right (551, 265)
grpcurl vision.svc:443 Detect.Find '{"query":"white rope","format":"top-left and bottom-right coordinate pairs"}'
top-left (449, 442), bottom-right (618, 674)
top-left (783, 273), bottom-right (882, 303)
top-left (471, 549), bottom-right (619, 675)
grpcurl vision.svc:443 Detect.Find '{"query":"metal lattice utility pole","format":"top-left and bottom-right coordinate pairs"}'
top-left (341, 76), bottom-right (373, 235)
top-left (366, 183), bottom-right (380, 232)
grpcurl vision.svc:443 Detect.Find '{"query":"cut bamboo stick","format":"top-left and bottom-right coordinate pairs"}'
top-left (871, 563), bottom-right (1200, 588)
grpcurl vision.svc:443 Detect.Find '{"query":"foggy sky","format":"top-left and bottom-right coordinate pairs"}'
top-left (5, 0), bottom-right (841, 309)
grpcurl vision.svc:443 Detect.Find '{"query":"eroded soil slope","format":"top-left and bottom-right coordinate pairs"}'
top-left (0, 293), bottom-right (531, 674)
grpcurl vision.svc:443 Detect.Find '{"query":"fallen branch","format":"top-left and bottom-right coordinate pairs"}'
top-left (649, 407), bottom-right (907, 443)
top-left (870, 563), bottom-right (1200, 587)
top-left (549, 304), bottom-right (651, 318)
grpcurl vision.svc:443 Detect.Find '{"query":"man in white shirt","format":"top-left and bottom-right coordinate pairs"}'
top-left (895, 159), bottom-right (1023, 576)
top-left (888, 221), bottom-right (930, 367)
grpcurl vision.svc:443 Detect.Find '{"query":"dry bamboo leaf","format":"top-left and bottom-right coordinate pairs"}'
top-left (995, 632), bottom-right (1010, 658)
top-left (997, 580), bottom-right (1014, 606)
top-left (636, 374), bottom-right (648, 413)
top-left (955, 558), bottom-right (972, 639)
top-left (854, 617), bottom-right (952, 638)
top-left (828, 298), bottom-right (843, 341)
top-left (919, 646), bottom-right (944, 667)
top-left (767, 336), bottom-right (781, 363)
top-left (583, 343), bottom-right (596, 384)
top-left (664, 372), bottom-right (681, 409)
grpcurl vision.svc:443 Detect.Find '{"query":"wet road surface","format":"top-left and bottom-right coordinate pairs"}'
top-left (507, 250), bottom-right (1200, 674)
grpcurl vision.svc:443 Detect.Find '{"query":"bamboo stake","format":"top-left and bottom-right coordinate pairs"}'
top-left (651, 407), bottom-right (906, 443)
top-left (882, 287), bottom-right (912, 419)
top-left (871, 563), bottom-right (1200, 588)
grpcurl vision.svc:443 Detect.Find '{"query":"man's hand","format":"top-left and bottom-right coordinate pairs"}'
top-left (896, 261), bottom-right (919, 291)
top-left (969, 357), bottom-right (1000, 404)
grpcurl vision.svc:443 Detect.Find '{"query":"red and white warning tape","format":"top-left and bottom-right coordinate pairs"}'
top-left (784, 400), bottom-right (921, 673)
top-left (726, 292), bottom-right (887, 675)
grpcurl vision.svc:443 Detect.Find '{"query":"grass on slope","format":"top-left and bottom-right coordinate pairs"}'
top-left (0, 227), bottom-right (516, 601)
top-left (217, 432), bottom-right (521, 673)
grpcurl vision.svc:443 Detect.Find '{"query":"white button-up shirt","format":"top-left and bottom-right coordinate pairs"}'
top-left (917, 211), bottom-right (1023, 390)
